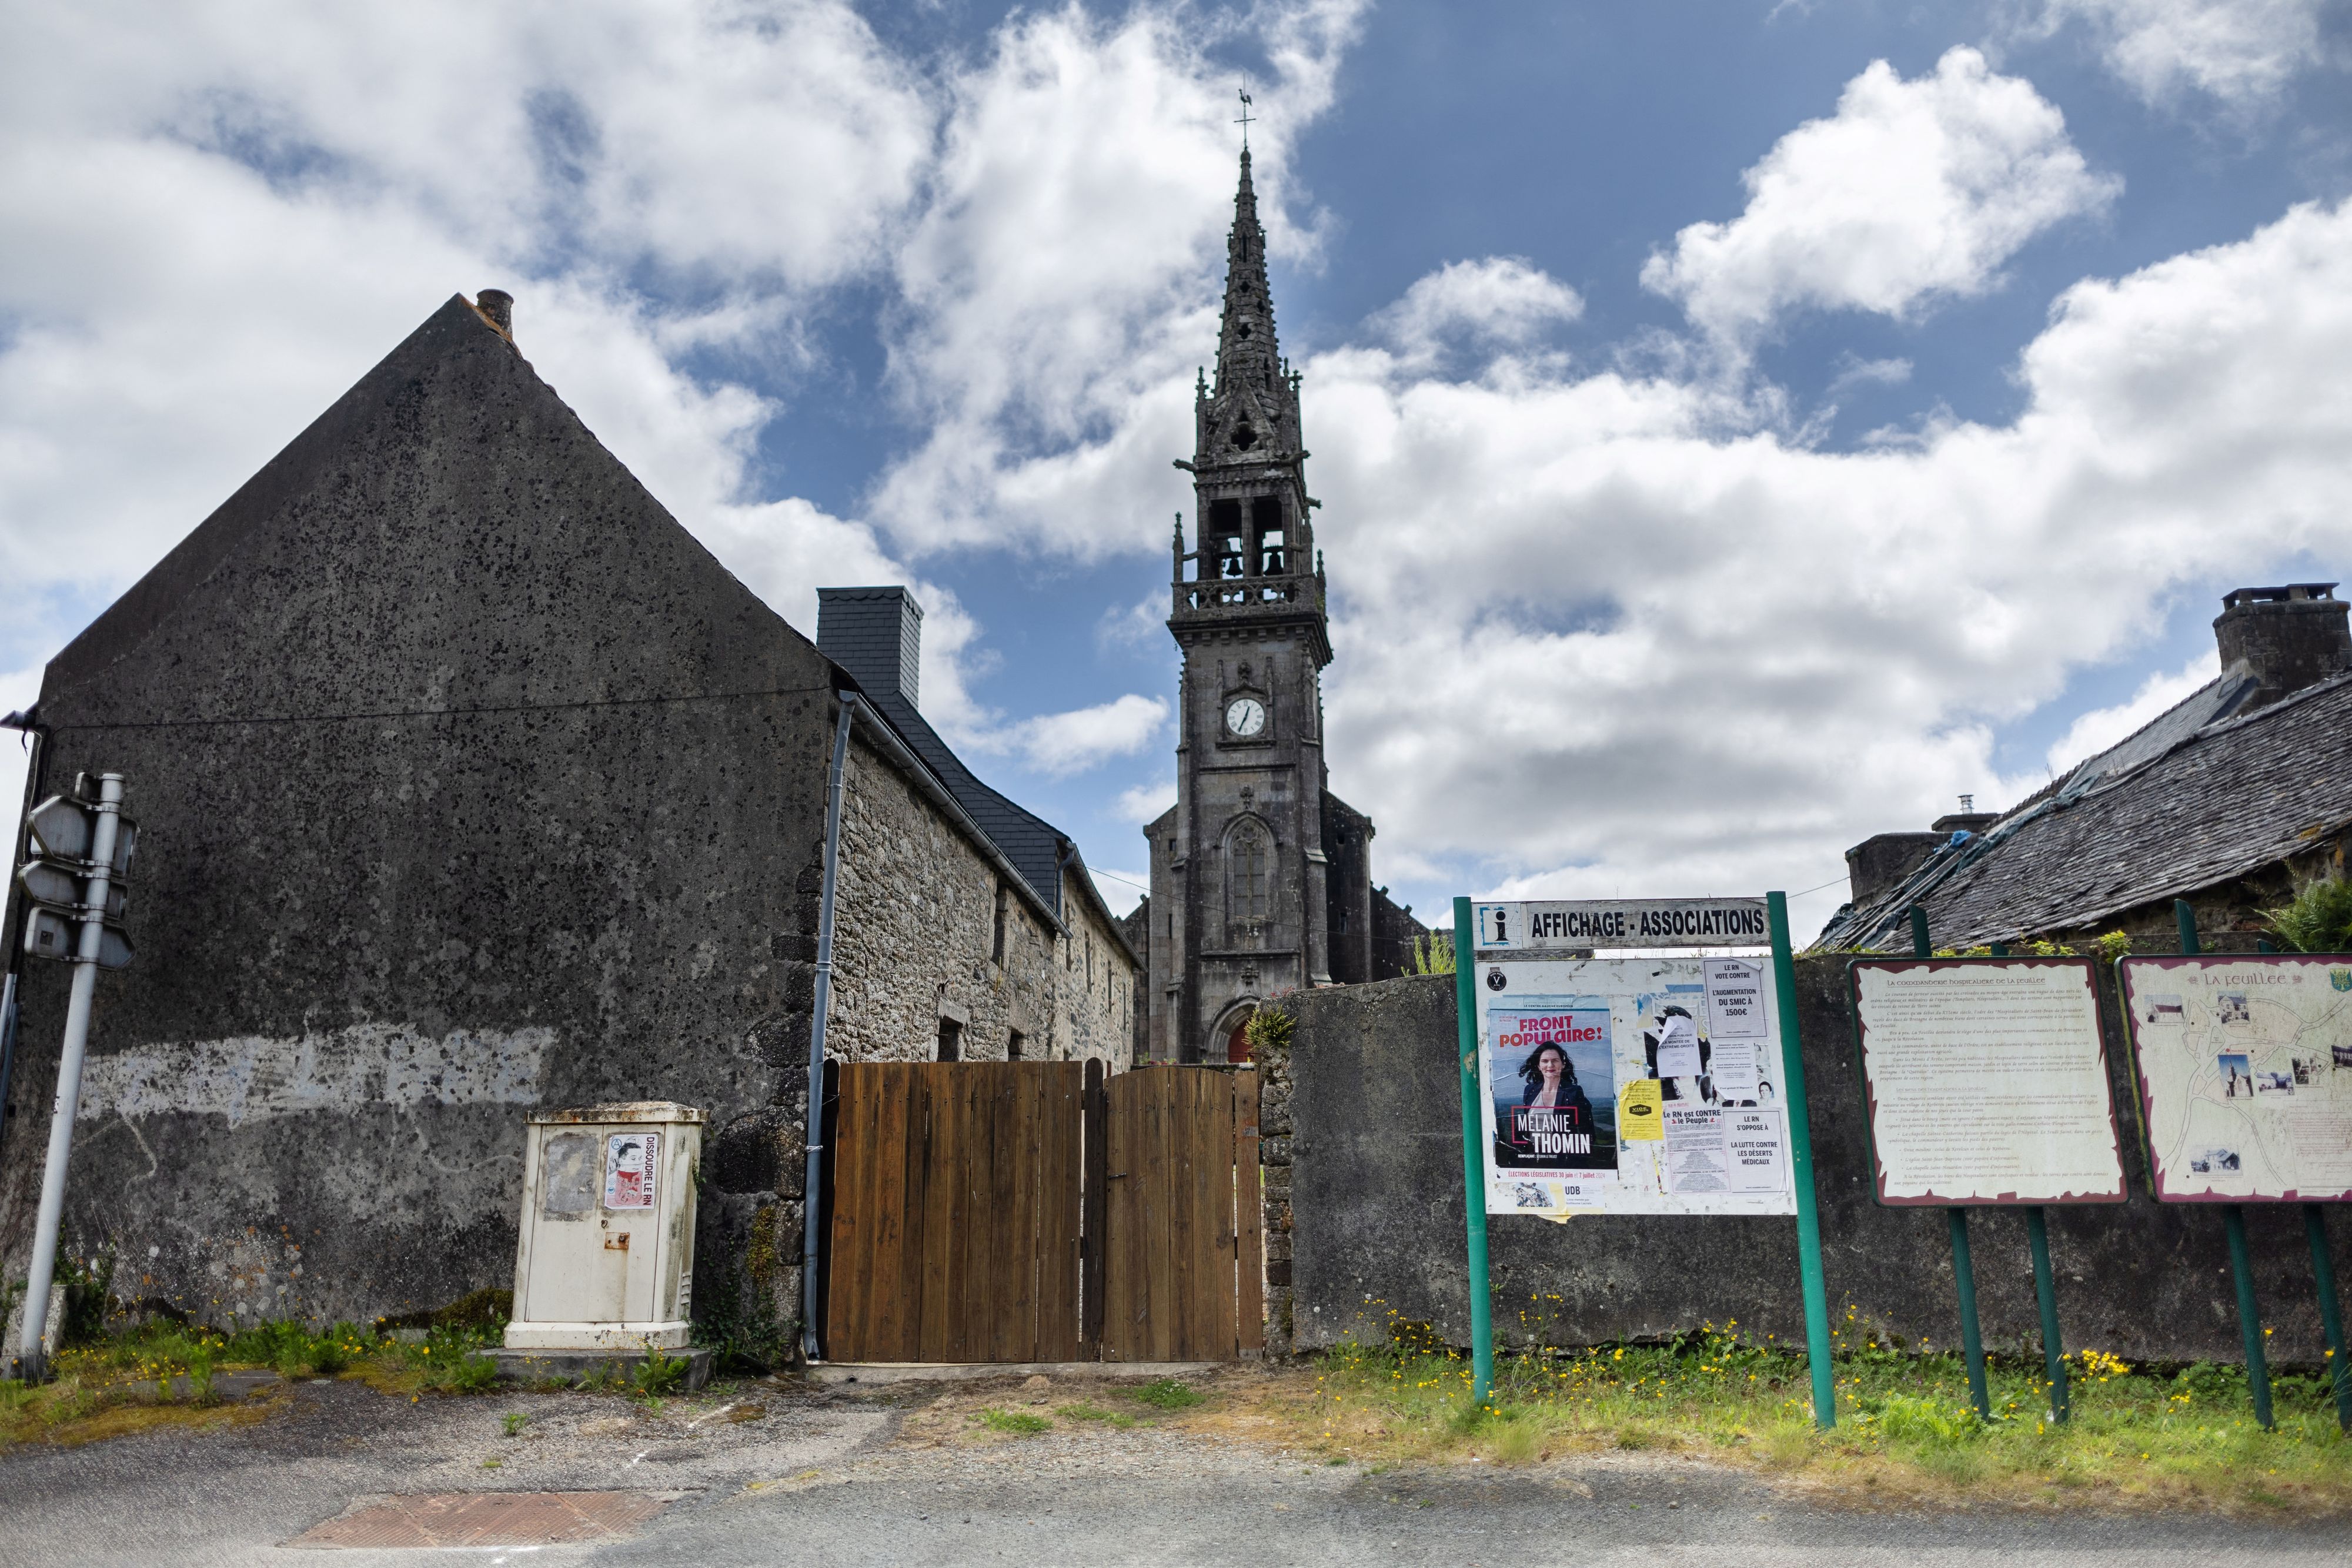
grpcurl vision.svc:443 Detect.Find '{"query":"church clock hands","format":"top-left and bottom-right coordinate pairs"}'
top-left (1225, 696), bottom-right (1267, 738)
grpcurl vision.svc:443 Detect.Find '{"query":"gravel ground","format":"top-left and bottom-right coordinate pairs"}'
top-left (2, 1366), bottom-right (2347, 1567)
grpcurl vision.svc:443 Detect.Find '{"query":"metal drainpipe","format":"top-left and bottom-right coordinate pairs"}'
top-left (801, 693), bottom-right (856, 1363)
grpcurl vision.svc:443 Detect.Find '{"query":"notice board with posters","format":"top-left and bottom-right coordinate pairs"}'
top-left (2117, 954), bottom-right (2352, 1203)
top-left (1848, 957), bottom-right (2126, 1205)
top-left (1472, 899), bottom-right (1795, 1218)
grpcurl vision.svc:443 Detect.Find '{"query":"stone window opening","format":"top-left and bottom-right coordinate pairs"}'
top-left (937, 1017), bottom-right (963, 1062)
top-left (1229, 820), bottom-right (1269, 925)
top-left (991, 882), bottom-right (1008, 965)
top-left (1210, 500), bottom-right (1245, 576)
top-left (1007, 1028), bottom-right (1025, 1061)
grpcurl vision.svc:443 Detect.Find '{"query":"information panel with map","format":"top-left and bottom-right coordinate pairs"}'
top-left (2117, 954), bottom-right (2352, 1203)
top-left (1849, 958), bottom-right (2127, 1205)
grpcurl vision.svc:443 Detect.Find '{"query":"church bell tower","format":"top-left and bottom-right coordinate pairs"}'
top-left (1140, 148), bottom-right (1338, 1064)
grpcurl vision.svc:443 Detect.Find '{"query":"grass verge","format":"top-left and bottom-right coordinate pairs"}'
top-left (1282, 1319), bottom-right (2352, 1513)
top-left (2, 1313), bottom-right (509, 1449)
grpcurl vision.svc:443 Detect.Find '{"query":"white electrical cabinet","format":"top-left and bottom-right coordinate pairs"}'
top-left (505, 1102), bottom-right (703, 1351)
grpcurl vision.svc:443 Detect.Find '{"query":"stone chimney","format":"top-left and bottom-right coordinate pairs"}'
top-left (475, 289), bottom-right (514, 336)
top-left (2214, 583), bottom-right (2351, 714)
top-left (817, 586), bottom-right (924, 709)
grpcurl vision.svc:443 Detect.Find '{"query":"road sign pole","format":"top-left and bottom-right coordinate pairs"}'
top-left (1768, 891), bottom-right (1835, 1429)
top-left (1452, 897), bottom-right (1494, 1407)
top-left (2176, 898), bottom-right (2274, 1429)
top-left (14, 774), bottom-right (124, 1382)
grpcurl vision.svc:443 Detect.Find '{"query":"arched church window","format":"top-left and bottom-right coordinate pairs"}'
top-left (1231, 822), bottom-right (1268, 922)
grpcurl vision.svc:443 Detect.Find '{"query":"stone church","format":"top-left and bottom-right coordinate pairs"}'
top-left (1127, 153), bottom-right (1427, 1064)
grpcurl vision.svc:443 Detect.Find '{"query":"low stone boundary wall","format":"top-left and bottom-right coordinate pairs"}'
top-left (1264, 962), bottom-right (2347, 1367)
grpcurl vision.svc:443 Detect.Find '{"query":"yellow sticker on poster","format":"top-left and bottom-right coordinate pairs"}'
top-left (1619, 1079), bottom-right (1665, 1141)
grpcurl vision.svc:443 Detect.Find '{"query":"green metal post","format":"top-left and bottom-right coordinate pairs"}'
top-left (1924, 918), bottom-right (1990, 1418)
top-left (2024, 1207), bottom-right (2071, 1422)
top-left (1768, 891), bottom-right (1835, 1428)
top-left (2306, 1205), bottom-right (2351, 1434)
top-left (1947, 1210), bottom-right (1990, 1419)
top-left (2226, 1209), bottom-right (2276, 1430)
top-left (2180, 898), bottom-right (2274, 1429)
top-left (1452, 897), bottom-right (1494, 1407)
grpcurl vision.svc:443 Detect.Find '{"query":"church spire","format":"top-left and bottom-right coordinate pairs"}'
top-left (1198, 148), bottom-right (1298, 462)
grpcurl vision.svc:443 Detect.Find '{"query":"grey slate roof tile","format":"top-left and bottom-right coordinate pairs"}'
top-left (1818, 668), bottom-right (2352, 950)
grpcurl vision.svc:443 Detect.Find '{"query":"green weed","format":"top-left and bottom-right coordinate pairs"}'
top-left (1124, 1378), bottom-right (1205, 1410)
top-left (978, 1407), bottom-right (1051, 1435)
top-left (1055, 1401), bottom-right (1134, 1427)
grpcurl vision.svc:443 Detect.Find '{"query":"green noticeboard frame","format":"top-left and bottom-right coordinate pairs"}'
top-left (1450, 891), bottom-right (1836, 1427)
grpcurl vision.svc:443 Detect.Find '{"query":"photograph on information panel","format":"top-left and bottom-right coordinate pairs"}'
top-left (1848, 957), bottom-right (2125, 1205)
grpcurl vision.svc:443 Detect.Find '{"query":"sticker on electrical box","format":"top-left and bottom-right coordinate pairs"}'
top-left (604, 1132), bottom-right (659, 1210)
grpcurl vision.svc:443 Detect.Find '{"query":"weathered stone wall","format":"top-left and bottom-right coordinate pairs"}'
top-left (1255, 1042), bottom-right (1297, 1356)
top-left (825, 735), bottom-right (1134, 1070)
top-left (1270, 964), bottom-right (2350, 1368)
top-left (1054, 872), bottom-right (1138, 1069)
top-left (0, 297), bottom-right (830, 1348)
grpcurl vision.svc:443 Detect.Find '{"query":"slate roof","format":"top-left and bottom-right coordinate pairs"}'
top-left (1816, 668), bottom-right (2352, 950)
top-left (848, 676), bottom-right (1068, 922)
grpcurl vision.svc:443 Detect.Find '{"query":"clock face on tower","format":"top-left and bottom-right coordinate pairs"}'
top-left (1224, 696), bottom-right (1267, 738)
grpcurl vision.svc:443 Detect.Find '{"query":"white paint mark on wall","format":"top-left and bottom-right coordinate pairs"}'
top-left (76, 1024), bottom-right (554, 1126)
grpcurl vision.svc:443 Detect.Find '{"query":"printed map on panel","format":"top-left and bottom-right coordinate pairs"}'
top-left (2121, 956), bottom-right (2352, 1202)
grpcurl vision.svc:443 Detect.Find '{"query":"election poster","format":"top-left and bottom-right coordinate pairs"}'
top-left (604, 1131), bottom-right (659, 1210)
top-left (1475, 947), bottom-right (1795, 1218)
top-left (1849, 958), bottom-right (2126, 1205)
top-left (2118, 955), bottom-right (2352, 1202)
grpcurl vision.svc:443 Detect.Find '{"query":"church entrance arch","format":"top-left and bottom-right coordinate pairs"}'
top-left (1212, 1001), bottom-right (1258, 1064)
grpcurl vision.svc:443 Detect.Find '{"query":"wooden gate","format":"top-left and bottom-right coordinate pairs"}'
top-left (1098, 1068), bottom-right (1262, 1363)
top-left (821, 1061), bottom-right (1085, 1363)
top-left (818, 1062), bottom-right (1260, 1363)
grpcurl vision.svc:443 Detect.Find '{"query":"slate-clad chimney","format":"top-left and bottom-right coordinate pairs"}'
top-left (817, 586), bottom-right (924, 709)
top-left (2214, 583), bottom-right (2351, 714)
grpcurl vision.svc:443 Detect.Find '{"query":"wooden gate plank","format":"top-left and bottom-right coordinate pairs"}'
top-left (1235, 1069), bottom-right (1265, 1354)
top-left (821, 1067), bottom-right (865, 1360)
top-left (1037, 1064), bottom-right (1082, 1361)
top-left (994, 1066), bottom-right (1036, 1362)
top-left (880, 1064), bottom-right (927, 1363)
top-left (1078, 1060), bottom-right (1107, 1358)
top-left (827, 1065), bottom-right (878, 1361)
top-left (914, 1065), bottom-right (964, 1362)
top-left (1199, 1068), bottom-right (1237, 1359)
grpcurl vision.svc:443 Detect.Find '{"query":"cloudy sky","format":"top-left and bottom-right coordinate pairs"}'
top-left (5, 1), bottom-right (2351, 941)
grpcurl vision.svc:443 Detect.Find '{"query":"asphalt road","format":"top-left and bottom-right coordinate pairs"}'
top-left (1, 1373), bottom-right (2346, 1567)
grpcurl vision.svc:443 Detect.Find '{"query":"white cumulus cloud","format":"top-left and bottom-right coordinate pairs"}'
top-left (2030, 0), bottom-right (2336, 111)
top-left (2033, 651), bottom-right (2223, 782)
top-left (1369, 258), bottom-right (1583, 365)
top-left (985, 693), bottom-right (1171, 777)
top-left (1641, 48), bottom-right (2119, 349)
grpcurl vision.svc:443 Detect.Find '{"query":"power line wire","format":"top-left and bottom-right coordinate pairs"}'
top-left (39, 683), bottom-right (837, 734)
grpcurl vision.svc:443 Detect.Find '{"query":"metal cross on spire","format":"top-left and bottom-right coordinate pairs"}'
top-left (1235, 86), bottom-right (1254, 149)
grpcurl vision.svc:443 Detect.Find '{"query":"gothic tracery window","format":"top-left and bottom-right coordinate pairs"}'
top-left (1231, 821), bottom-right (1268, 925)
